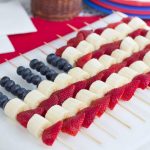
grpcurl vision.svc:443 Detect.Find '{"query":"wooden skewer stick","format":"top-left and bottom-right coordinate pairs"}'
top-left (43, 42), bottom-right (57, 50)
top-left (5, 59), bottom-right (18, 68)
top-left (134, 94), bottom-right (150, 106)
top-left (56, 34), bottom-right (68, 42)
top-left (67, 24), bottom-right (79, 32)
top-left (38, 48), bottom-right (49, 56)
top-left (20, 53), bottom-right (31, 61)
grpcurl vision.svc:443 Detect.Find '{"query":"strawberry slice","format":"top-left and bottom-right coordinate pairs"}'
top-left (56, 45), bottom-right (68, 56)
top-left (91, 95), bottom-right (110, 117)
top-left (17, 107), bottom-right (45, 128)
top-left (42, 121), bottom-right (63, 146)
top-left (126, 53), bottom-right (141, 66)
top-left (77, 30), bottom-right (93, 39)
top-left (139, 48), bottom-right (150, 60)
top-left (121, 80), bottom-right (140, 101)
top-left (92, 47), bottom-right (106, 59)
top-left (56, 84), bottom-right (75, 104)
top-left (62, 113), bottom-right (85, 136)
top-left (101, 68), bottom-right (116, 81)
top-left (38, 94), bottom-right (59, 112)
top-left (95, 27), bottom-right (107, 34)
top-left (122, 17), bottom-right (131, 23)
top-left (76, 53), bottom-right (93, 68)
top-left (108, 21), bottom-right (122, 28)
top-left (128, 29), bottom-right (145, 38)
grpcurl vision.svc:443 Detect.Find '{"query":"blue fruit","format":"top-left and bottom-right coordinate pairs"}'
top-left (17, 66), bottom-right (25, 75)
top-left (30, 59), bottom-right (39, 69)
top-left (57, 59), bottom-right (67, 69)
top-left (0, 95), bottom-right (9, 109)
top-left (5, 80), bottom-right (15, 91)
top-left (0, 77), bottom-right (10, 87)
top-left (63, 63), bottom-right (73, 72)
top-left (31, 75), bottom-right (42, 85)
top-left (40, 66), bottom-right (50, 75)
top-left (47, 54), bottom-right (56, 64)
top-left (51, 57), bottom-right (61, 66)
top-left (10, 84), bottom-right (21, 95)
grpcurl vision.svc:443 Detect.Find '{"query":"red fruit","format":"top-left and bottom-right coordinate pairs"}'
top-left (77, 30), bottom-right (93, 39)
top-left (38, 94), bottom-right (59, 112)
top-left (56, 45), bottom-right (68, 56)
top-left (128, 29), bottom-right (144, 38)
top-left (139, 48), bottom-right (150, 59)
top-left (122, 17), bottom-right (131, 23)
top-left (91, 95), bottom-right (110, 117)
top-left (62, 113), bottom-right (85, 136)
top-left (126, 53), bottom-right (141, 66)
top-left (95, 27), bottom-right (107, 34)
top-left (92, 48), bottom-right (106, 59)
top-left (56, 84), bottom-right (75, 104)
top-left (42, 121), bottom-right (63, 146)
top-left (101, 68), bottom-right (116, 81)
top-left (79, 105), bottom-right (99, 128)
top-left (17, 107), bottom-right (45, 128)
top-left (121, 80), bottom-right (140, 101)
top-left (76, 53), bottom-right (93, 68)
top-left (108, 21), bottom-right (122, 28)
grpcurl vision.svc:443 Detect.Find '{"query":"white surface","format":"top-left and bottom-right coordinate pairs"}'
top-left (0, 12), bottom-right (150, 150)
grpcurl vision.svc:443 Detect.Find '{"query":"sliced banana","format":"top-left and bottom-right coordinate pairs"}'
top-left (90, 80), bottom-right (112, 97)
top-left (98, 55), bottom-right (116, 69)
top-left (106, 73), bottom-right (129, 88)
top-left (115, 23), bottom-right (132, 37)
top-left (38, 80), bottom-right (58, 98)
top-left (54, 73), bottom-right (74, 89)
top-left (45, 105), bottom-right (69, 125)
top-left (86, 33), bottom-right (107, 49)
top-left (129, 61), bottom-right (150, 74)
top-left (118, 67), bottom-right (138, 81)
top-left (143, 51), bottom-right (150, 67)
top-left (75, 89), bottom-right (98, 105)
top-left (4, 98), bottom-right (29, 120)
top-left (128, 17), bottom-right (147, 31)
top-left (62, 98), bottom-right (87, 117)
top-left (76, 40), bottom-right (95, 55)
top-left (101, 28), bottom-right (123, 43)
top-left (83, 59), bottom-right (105, 76)
top-left (134, 35), bottom-right (150, 50)
top-left (120, 36), bottom-right (139, 53)
top-left (68, 67), bottom-right (90, 82)
top-left (62, 46), bottom-right (82, 66)
top-left (27, 114), bottom-right (51, 138)
top-left (111, 49), bottom-right (131, 63)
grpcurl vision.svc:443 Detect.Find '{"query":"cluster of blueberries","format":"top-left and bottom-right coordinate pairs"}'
top-left (0, 92), bottom-right (9, 109)
top-left (0, 77), bottom-right (30, 100)
top-left (47, 54), bottom-right (73, 72)
top-left (17, 66), bottom-right (42, 86)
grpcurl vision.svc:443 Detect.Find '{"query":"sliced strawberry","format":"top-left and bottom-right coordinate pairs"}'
top-left (92, 47), bottom-right (106, 59)
top-left (101, 68), bottom-right (116, 81)
top-left (56, 45), bottom-right (68, 56)
top-left (129, 29), bottom-right (144, 38)
top-left (122, 17), bottom-right (131, 23)
top-left (108, 21), bottom-right (122, 28)
top-left (139, 48), bottom-right (150, 59)
top-left (56, 84), bottom-right (75, 104)
top-left (95, 27), bottom-right (107, 34)
top-left (76, 53), bottom-right (93, 68)
top-left (77, 30), bottom-right (93, 39)
top-left (38, 94), bottom-right (59, 112)
top-left (91, 95), bottom-right (110, 117)
top-left (42, 121), bottom-right (63, 146)
top-left (121, 80), bottom-right (140, 101)
top-left (62, 113), bottom-right (85, 136)
top-left (17, 107), bottom-right (45, 128)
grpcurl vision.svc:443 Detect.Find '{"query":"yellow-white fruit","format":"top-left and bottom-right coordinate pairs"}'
top-left (118, 67), bottom-right (138, 81)
top-left (62, 98), bottom-right (87, 117)
top-left (68, 67), bottom-right (90, 82)
top-left (86, 33), bottom-right (106, 49)
top-left (76, 40), bottom-right (95, 55)
top-left (143, 51), bottom-right (150, 67)
top-left (54, 73), bottom-right (74, 89)
top-left (45, 105), bottom-right (69, 125)
top-left (120, 37), bottom-right (139, 53)
top-left (38, 80), bottom-right (58, 98)
top-left (4, 98), bottom-right (28, 120)
top-left (75, 89), bottom-right (98, 105)
top-left (106, 73), bottom-right (129, 88)
top-left (129, 61), bottom-right (150, 74)
top-left (62, 46), bottom-right (82, 66)
top-left (90, 81), bottom-right (112, 97)
top-left (98, 55), bottom-right (116, 69)
top-left (83, 59), bottom-right (104, 76)
top-left (27, 114), bottom-right (51, 138)
top-left (24, 90), bottom-right (46, 109)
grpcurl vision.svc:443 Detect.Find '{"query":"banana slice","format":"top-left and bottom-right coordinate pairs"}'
top-left (143, 51), bottom-right (150, 67)
top-left (101, 28), bottom-right (123, 43)
top-left (98, 55), bottom-right (116, 69)
top-left (27, 114), bottom-right (51, 138)
top-left (76, 40), bottom-right (95, 55)
top-left (62, 46), bottom-right (82, 66)
top-left (111, 49), bottom-right (131, 63)
top-left (106, 73), bottom-right (129, 88)
top-left (90, 81), bottom-right (112, 97)
top-left (86, 33), bottom-right (107, 49)
top-left (4, 98), bottom-right (29, 120)
top-left (128, 17), bottom-right (147, 31)
top-left (115, 23), bottom-right (132, 37)
top-left (38, 80), bottom-right (58, 98)
top-left (24, 90), bottom-right (47, 109)
top-left (134, 36), bottom-right (150, 50)
top-left (54, 73), bottom-right (74, 89)
top-left (83, 59), bottom-right (105, 76)
top-left (146, 30), bottom-right (150, 40)
top-left (45, 105), bottom-right (69, 125)
top-left (62, 98), bottom-right (87, 117)
top-left (68, 67), bottom-right (90, 82)
top-left (75, 89), bottom-right (98, 105)
top-left (129, 61), bottom-right (150, 74)
top-left (118, 67), bottom-right (138, 81)
top-left (120, 36), bottom-right (139, 53)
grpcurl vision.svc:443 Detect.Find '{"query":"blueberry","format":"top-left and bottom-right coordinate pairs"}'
top-left (36, 62), bottom-right (45, 71)
top-left (63, 63), bottom-right (73, 72)
top-left (40, 66), bottom-right (50, 75)
top-left (25, 74), bottom-right (34, 83)
top-left (16, 88), bottom-right (27, 99)
top-left (0, 95), bottom-right (9, 109)
top-left (0, 77), bottom-right (10, 87)
top-left (57, 59), bottom-right (67, 69)
top-left (0, 92), bottom-right (2, 97)
top-left (5, 80), bottom-right (15, 91)
top-left (50, 73), bottom-right (58, 81)
top-left (31, 75), bottom-right (42, 85)
top-left (17, 66), bottom-right (25, 75)
top-left (30, 59), bottom-right (39, 69)
top-left (10, 84), bottom-right (21, 95)
top-left (51, 57), bottom-right (61, 66)
top-left (46, 70), bottom-right (57, 80)
top-left (47, 54), bottom-right (57, 64)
